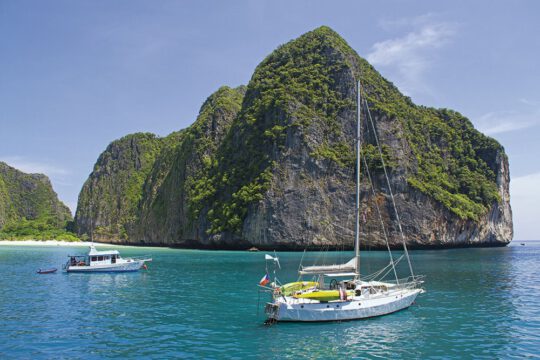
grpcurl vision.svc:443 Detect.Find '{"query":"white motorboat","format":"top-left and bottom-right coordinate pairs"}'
top-left (63, 245), bottom-right (151, 273)
top-left (262, 80), bottom-right (424, 323)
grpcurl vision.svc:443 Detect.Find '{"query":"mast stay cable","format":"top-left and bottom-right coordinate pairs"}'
top-left (362, 97), bottom-right (415, 279)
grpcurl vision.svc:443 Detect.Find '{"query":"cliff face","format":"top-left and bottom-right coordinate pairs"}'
top-left (74, 133), bottom-right (163, 241)
top-left (75, 26), bottom-right (513, 248)
top-left (75, 86), bottom-right (245, 244)
top-left (0, 161), bottom-right (72, 232)
top-left (133, 86), bottom-right (246, 244)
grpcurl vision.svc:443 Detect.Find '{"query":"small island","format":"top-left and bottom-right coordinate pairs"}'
top-left (72, 27), bottom-right (512, 250)
top-left (0, 27), bottom-right (513, 249)
top-left (0, 161), bottom-right (79, 242)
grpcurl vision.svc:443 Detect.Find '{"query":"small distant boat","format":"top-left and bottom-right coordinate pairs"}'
top-left (520, 243), bottom-right (525, 246)
top-left (63, 245), bottom-right (152, 273)
top-left (37, 268), bottom-right (57, 274)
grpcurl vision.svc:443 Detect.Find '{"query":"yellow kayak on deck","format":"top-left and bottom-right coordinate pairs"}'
top-left (293, 289), bottom-right (354, 301)
top-left (280, 281), bottom-right (318, 296)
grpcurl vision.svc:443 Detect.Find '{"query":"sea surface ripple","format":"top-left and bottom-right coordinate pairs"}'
top-left (0, 242), bottom-right (539, 359)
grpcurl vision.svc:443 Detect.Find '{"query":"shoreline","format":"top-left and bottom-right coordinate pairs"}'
top-left (0, 240), bottom-right (135, 247)
top-left (0, 239), bottom-right (523, 250)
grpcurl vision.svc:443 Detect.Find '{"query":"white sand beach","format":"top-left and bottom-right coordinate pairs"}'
top-left (0, 240), bottom-right (115, 247)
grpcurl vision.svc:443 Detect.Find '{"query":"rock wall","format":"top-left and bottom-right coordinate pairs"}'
top-left (74, 133), bottom-right (163, 241)
top-left (133, 86), bottom-right (246, 245)
top-left (0, 161), bottom-right (72, 230)
top-left (75, 26), bottom-right (513, 249)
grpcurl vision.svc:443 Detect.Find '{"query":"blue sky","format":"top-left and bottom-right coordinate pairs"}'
top-left (1, 1), bottom-right (539, 239)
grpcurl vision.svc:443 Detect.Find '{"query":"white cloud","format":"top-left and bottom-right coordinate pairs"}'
top-left (367, 15), bottom-right (457, 96)
top-left (475, 105), bottom-right (540, 135)
top-left (518, 98), bottom-right (539, 106)
top-left (511, 172), bottom-right (540, 240)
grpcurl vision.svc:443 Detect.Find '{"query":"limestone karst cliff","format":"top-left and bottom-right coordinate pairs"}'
top-left (0, 161), bottom-right (73, 239)
top-left (74, 132), bottom-right (163, 241)
top-left (75, 26), bottom-right (512, 249)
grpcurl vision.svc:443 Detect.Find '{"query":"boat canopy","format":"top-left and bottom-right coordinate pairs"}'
top-left (299, 257), bottom-right (357, 275)
top-left (88, 245), bottom-right (119, 256)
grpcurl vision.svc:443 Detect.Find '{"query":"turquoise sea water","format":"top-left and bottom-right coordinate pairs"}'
top-left (1, 242), bottom-right (539, 359)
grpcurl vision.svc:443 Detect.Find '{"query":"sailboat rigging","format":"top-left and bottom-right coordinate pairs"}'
top-left (261, 80), bottom-right (425, 322)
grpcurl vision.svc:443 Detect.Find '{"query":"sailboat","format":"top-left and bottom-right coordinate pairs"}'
top-left (262, 80), bottom-right (425, 322)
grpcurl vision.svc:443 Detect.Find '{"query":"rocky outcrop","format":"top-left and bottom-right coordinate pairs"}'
top-left (0, 161), bottom-right (72, 231)
top-left (74, 133), bottom-right (163, 241)
top-left (133, 86), bottom-right (246, 244)
top-left (75, 26), bottom-right (513, 249)
top-left (75, 86), bottom-right (245, 244)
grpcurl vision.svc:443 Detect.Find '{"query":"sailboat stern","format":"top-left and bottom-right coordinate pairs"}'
top-left (264, 302), bottom-right (280, 321)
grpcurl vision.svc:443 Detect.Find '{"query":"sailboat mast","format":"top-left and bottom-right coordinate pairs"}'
top-left (354, 80), bottom-right (361, 277)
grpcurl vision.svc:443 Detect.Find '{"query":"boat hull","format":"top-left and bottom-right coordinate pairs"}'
top-left (37, 268), bottom-right (57, 274)
top-left (66, 260), bottom-right (146, 273)
top-left (268, 288), bottom-right (422, 322)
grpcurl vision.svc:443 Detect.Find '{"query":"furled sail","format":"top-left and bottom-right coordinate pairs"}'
top-left (299, 257), bottom-right (357, 275)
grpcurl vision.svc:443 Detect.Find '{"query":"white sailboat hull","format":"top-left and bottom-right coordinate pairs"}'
top-left (267, 288), bottom-right (422, 322)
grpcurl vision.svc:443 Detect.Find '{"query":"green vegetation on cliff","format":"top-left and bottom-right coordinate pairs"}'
top-left (296, 27), bottom-right (501, 221)
top-left (181, 86), bottom-right (246, 219)
top-left (75, 133), bottom-right (163, 240)
top-left (141, 86), bottom-right (245, 235)
top-left (403, 108), bottom-right (501, 220)
top-left (193, 26), bottom-right (502, 233)
top-left (190, 27), bottom-right (359, 235)
top-left (356, 59), bottom-right (502, 220)
top-left (139, 86), bottom-right (245, 237)
top-left (76, 26), bottom-right (508, 246)
top-left (135, 130), bottom-right (187, 225)
top-left (0, 162), bottom-right (75, 240)
top-left (77, 86), bottom-right (246, 242)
